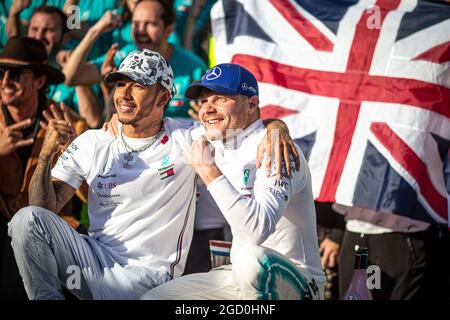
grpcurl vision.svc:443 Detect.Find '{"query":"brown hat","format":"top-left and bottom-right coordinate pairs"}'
top-left (0, 36), bottom-right (65, 84)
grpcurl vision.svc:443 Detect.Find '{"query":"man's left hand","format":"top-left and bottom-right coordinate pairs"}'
top-left (102, 113), bottom-right (119, 136)
top-left (257, 119), bottom-right (300, 179)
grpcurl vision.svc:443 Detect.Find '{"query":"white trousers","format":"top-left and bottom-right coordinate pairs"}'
top-left (8, 206), bottom-right (169, 300)
top-left (141, 245), bottom-right (325, 300)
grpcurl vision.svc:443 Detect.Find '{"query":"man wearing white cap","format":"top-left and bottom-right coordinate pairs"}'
top-left (8, 49), bottom-right (198, 300)
top-left (8, 49), bottom-right (298, 300)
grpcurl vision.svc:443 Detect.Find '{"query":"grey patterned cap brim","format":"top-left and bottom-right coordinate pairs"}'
top-left (104, 70), bottom-right (153, 87)
top-left (103, 49), bottom-right (174, 96)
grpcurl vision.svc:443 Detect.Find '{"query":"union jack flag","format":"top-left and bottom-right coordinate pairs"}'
top-left (211, 0), bottom-right (450, 228)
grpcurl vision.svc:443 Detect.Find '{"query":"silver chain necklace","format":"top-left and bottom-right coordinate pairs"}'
top-left (119, 124), bottom-right (164, 169)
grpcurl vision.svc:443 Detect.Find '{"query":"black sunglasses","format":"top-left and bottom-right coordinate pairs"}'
top-left (0, 68), bottom-right (23, 82)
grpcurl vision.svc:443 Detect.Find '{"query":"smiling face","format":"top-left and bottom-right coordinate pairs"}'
top-left (0, 68), bottom-right (45, 109)
top-left (113, 78), bottom-right (169, 128)
top-left (131, 1), bottom-right (173, 52)
top-left (198, 89), bottom-right (255, 141)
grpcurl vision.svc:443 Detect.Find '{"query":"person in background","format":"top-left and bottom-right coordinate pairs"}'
top-left (0, 37), bottom-right (87, 299)
top-left (63, 0), bottom-right (206, 120)
top-left (5, 0), bottom-right (66, 40)
top-left (1, 0), bottom-right (15, 47)
top-left (60, 0), bottom-right (120, 61)
top-left (315, 202), bottom-right (345, 300)
top-left (7, 4), bottom-right (103, 128)
top-left (180, 0), bottom-right (217, 63)
top-left (98, 0), bottom-right (141, 120)
top-left (335, 201), bottom-right (449, 299)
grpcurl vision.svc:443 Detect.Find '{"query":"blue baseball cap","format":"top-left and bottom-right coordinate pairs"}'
top-left (185, 63), bottom-right (259, 99)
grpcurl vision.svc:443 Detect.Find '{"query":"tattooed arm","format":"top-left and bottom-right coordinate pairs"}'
top-left (29, 158), bottom-right (76, 213)
top-left (29, 105), bottom-right (77, 213)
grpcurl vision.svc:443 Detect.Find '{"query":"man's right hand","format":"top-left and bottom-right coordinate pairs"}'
top-left (40, 104), bottom-right (76, 160)
top-left (92, 11), bottom-right (122, 34)
top-left (8, 0), bottom-right (30, 16)
top-left (0, 119), bottom-right (34, 156)
top-left (320, 238), bottom-right (340, 269)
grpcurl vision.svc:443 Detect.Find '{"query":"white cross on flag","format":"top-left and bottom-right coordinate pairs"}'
top-left (211, 0), bottom-right (450, 228)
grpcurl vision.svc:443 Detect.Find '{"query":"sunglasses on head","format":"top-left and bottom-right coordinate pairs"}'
top-left (0, 67), bottom-right (24, 82)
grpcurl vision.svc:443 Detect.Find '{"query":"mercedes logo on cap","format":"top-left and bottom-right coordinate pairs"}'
top-left (205, 67), bottom-right (222, 80)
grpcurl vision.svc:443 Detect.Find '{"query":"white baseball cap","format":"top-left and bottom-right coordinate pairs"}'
top-left (105, 49), bottom-right (174, 96)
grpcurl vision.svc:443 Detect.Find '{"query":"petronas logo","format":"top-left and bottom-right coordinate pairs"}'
top-left (243, 169), bottom-right (250, 186)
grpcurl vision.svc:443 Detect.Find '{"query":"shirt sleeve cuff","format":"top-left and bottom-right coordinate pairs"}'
top-left (51, 169), bottom-right (83, 190)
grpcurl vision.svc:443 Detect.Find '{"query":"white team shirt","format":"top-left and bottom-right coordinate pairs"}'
top-left (198, 120), bottom-right (325, 282)
top-left (51, 118), bottom-right (197, 279)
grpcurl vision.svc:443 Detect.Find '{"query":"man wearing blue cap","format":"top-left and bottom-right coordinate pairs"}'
top-left (141, 63), bottom-right (326, 300)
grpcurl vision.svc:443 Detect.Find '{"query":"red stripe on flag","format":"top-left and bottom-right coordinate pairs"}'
top-left (260, 104), bottom-right (298, 119)
top-left (371, 123), bottom-right (448, 220)
top-left (269, 0), bottom-right (333, 52)
top-left (347, 0), bottom-right (401, 71)
top-left (412, 41), bottom-right (450, 64)
top-left (318, 102), bottom-right (361, 201)
top-left (232, 0), bottom-right (446, 206)
top-left (232, 54), bottom-right (450, 119)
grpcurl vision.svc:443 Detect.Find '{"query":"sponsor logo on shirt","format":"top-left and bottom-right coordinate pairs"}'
top-left (97, 182), bottom-right (117, 190)
top-left (243, 169), bottom-right (250, 186)
top-left (99, 201), bottom-right (123, 208)
top-left (97, 174), bottom-right (117, 179)
top-left (158, 164), bottom-right (175, 180)
top-left (62, 142), bottom-right (79, 157)
top-left (269, 187), bottom-right (288, 201)
top-left (161, 135), bottom-right (169, 145)
top-left (273, 180), bottom-right (289, 189)
top-left (69, 143), bottom-right (79, 152)
top-left (96, 193), bottom-right (121, 199)
top-left (64, 148), bottom-right (73, 155)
